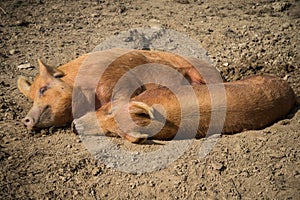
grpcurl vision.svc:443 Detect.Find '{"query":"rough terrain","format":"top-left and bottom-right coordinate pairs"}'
top-left (0, 0), bottom-right (299, 199)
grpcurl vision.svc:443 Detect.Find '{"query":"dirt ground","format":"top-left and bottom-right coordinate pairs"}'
top-left (0, 0), bottom-right (300, 199)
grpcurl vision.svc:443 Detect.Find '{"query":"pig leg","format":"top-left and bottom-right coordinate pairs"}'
top-left (72, 112), bottom-right (104, 136)
top-left (183, 57), bottom-right (224, 84)
top-left (122, 132), bottom-right (148, 144)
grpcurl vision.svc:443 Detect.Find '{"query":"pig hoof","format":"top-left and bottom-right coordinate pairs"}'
top-left (72, 113), bottom-right (102, 135)
top-left (71, 121), bottom-right (79, 134)
top-left (124, 132), bottom-right (148, 144)
top-left (72, 119), bottom-right (84, 134)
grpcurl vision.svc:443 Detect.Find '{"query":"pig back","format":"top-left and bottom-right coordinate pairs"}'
top-left (221, 75), bottom-right (296, 133)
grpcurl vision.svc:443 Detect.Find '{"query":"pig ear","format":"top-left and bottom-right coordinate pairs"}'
top-left (129, 101), bottom-right (154, 119)
top-left (17, 76), bottom-right (31, 98)
top-left (38, 59), bottom-right (65, 78)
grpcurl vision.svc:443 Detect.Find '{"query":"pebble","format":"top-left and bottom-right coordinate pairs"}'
top-left (91, 13), bottom-right (100, 18)
top-left (76, 139), bottom-right (82, 143)
top-left (263, 130), bottom-right (272, 134)
top-left (272, 2), bottom-right (290, 12)
top-left (269, 152), bottom-right (285, 159)
top-left (9, 49), bottom-right (16, 55)
top-left (283, 75), bottom-right (289, 80)
top-left (211, 161), bottom-right (225, 171)
top-left (198, 183), bottom-right (207, 191)
top-left (148, 180), bottom-right (155, 187)
top-left (281, 23), bottom-right (291, 30)
top-left (41, 129), bottom-right (47, 135)
top-left (149, 18), bottom-right (161, 29)
top-left (257, 136), bottom-right (267, 141)
top-left (17, 63), bottom-right (32, 69)
top-left (280, 119), bottom-right (290, 125)
top-left (92, 167), bottom-right (102, 176)
top-left (175, 0), bottom-right (189, 4)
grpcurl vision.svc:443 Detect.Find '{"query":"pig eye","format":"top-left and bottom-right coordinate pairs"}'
top-left (108, 108), bottom-right (113, 115)
top-left (39, 86), bottom-right (48, 95)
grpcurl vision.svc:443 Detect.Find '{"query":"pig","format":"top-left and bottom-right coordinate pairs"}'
top-left (18, 48), bottom-right (219, 130)
top-left (76, 75), bottom-right (299, 143)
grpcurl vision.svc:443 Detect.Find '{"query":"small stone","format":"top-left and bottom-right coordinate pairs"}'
top-left (76, 139), bottom-right (81, 143)
top-left (9, 49), bottom-right (16, 55)
top-left (269, 152), bottom-right (285, 159)
top-left (149, 18), bottom-right (161, 29)
top-left (41, 129), bottom-right (47, 135)
top-left (91, 13), bottom-right (100, 18)
top-left (59, 176), bottom-right (66, 182)
top-left (257, 136), bottom-right (267, 141)
top-left (173, 180), bottom-right (181, 187)
top-left (15, 20), bottom-right (30, 26)
top-left (280, 119), bottom-right (290, 125)
top-left (282, 23), bottom-right (291, 30)
top-left (174, 0), bottom-right (189, 4)
top-left (148, 180), bottom-right (155, 187)
top-left (283, 75), bottom-right (289, 80)
top-left (223, 62), bottom-right (229, 67)
top-left (197, 183), bottom-right (206, 191)
top-left (211, 161), bottom-right (225, 171)
top-left (92, 167), bottom-right (102, 176)
top-left (263, 130), bottom-right (272, 134)
top-left (17, 63), bottom-right (32, 69)
top-left (272, 2), bottom-right (290, 12)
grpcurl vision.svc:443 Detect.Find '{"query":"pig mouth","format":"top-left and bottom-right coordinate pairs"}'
top-left (36, 105), bottom-right (53, 127)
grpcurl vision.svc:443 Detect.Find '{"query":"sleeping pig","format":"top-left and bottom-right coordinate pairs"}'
top-left (74, 75), bottom-right (299, 143)
top-left (18, 48), bottom-right (219, 130)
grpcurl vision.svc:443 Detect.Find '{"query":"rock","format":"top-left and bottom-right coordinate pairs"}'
top-left (283, 75), bottom-right (289, 80)
top-left (223, 62), bottom-right (229, 67)
top-left (269, 152), bottom-right (285, 159)
top-left (174, 0), bottom-right (189, 4)
top-left (9, 49), bottom-right (16, 55)
top-left (17, 63), bottom-right (32, 69)
top-left (14, 20), bottom-right (30, 27)
top-left (211, 161), bottom-right (225, 171)
top-left (92, 167), bottom-right (102, 176)
top-left (76, 139), bottom-right (82, 143)
top-left (91, 13), bottom-right (100, 18)
top-left (280, 119), bottom-right (290, 125)
top-left (148, 180), bottom-right (155, 187)
top-left (263, 130), bottom-right (272, 134)
top-left (281, 23), bottom-right (291, 30)
top-left (149, 18), bottom-right (161, 29)
top-left (197, 183), bottom-right (207, 191)
top-left (272, 2), bottom-right (290, 12)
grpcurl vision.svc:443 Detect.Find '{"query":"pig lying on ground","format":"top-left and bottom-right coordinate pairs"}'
top-left (18, 48), bottom-right (217, 130)
top-left (74, 75), bottom-right (299, 143)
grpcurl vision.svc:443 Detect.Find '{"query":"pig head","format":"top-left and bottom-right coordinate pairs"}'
top-left (18, 59), bottom-right (73, 130)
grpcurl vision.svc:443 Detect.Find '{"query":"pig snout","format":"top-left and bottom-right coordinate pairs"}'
top-left (21, 116), bottom-right (35, 130)
top-left (21, 104), bottom-right (46, 130)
